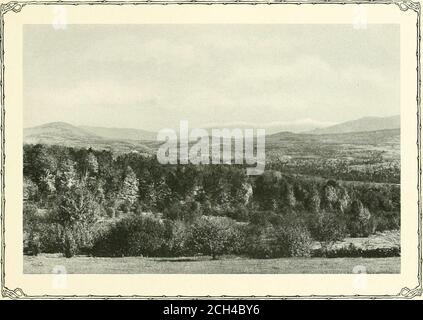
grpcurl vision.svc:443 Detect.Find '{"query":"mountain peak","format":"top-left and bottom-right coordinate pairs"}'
top-left (25, 121), bottom-right (100, 140)
top-left (31, 121), bottom-right (74, 128)
top-left (34, 121), bottom-right (75, 128)
top-left (308, 115), bottom-right (400, 135)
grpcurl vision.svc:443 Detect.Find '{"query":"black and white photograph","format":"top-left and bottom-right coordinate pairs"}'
top-left (21, 22), bottom-right (402, 275)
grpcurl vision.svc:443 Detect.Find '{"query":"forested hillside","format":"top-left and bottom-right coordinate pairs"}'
top-left (23, 144), bottom-right (400, 259)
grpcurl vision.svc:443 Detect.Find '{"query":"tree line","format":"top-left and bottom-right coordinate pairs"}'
top-left (23, 144), bottom-right (400, 258)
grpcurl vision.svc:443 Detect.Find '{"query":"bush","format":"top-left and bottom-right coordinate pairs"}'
top-left (373, 211), bottom-right (400, 232)
top-left (312, 243), bottom-right (401, 258)
top-left (92, 215), bottom-right (166, 257)
top-left (23, 231), bottom-right (40, 256)
top-left (26, 212), bottom-right (105, 256)
top-left (244, 225), bottom-right (275, 259)
top-left (245, 222), bottom-right (312, 258)
top-left (273, 224), bottom-right (312, 257)
top-left (63, 228), bottom-right (77, 258)
top-left (23, 203), bottom-right (40, 256)
top-left (38, 223), bottom-right (62, 253)
top-left (37, 220), bottom-right (105, 256)
top-left (23, 204), bottom-right (65, 255)
top-left (162, 220), bottom-right (190, 256)
top-left (187, 216), bottom-right (243, 259)
top-left (347, 200), bottom-right (372, 237)
top-left (310, 210), bottom-right (347, 254)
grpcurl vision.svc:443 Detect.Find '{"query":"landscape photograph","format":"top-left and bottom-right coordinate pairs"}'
top-left (22, 24), bottom-right (400, 274)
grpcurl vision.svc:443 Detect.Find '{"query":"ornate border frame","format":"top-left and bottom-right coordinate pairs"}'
top-left (0, 0), bottom-right (421, 300)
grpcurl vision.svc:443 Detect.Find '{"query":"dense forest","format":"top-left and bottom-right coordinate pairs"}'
top-left (23, 144), bottom-right (400, 259)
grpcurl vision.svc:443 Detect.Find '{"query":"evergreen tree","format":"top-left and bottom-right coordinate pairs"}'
top-left (118, 166), bottom-right (139, 212)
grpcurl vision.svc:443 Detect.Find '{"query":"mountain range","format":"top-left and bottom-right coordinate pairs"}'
top-left (307, 115), bottom-right (400, 135)
top-left (79, 125), bottom-right (156, 141)
top-left (23, 115), bottom-right (400, 154)
top-left (24, 122), bottom-right (157, 154)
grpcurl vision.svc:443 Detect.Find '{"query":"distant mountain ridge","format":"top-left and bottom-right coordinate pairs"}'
top-left (200, 118), bottom-right (335, 134)
top-left (24, 122), bottom-right (156, 155)
top-left (24, 122), bottom-right (101, 142)
top-left (307, 115), bottom-right (400, 135)
top-left (24, 116), bottom-right (401, 155)
top-left (79, 125), bottom-right (156, 141)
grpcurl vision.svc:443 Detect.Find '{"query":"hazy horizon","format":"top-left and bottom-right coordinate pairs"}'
top-left (24, 114), bottom-right (401, 134)
top-left (24, 24), bottom-right (400, 132)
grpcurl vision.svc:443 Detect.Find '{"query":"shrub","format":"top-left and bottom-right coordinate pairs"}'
top-left (373, 211), bottom-right (400, 232)
top-left (23, 203), bottom-right (40, 256)
top-left (24, 204), bottom-right (65, 255)
top-left (244, 225), bottom-right (275, 259)
top-left (229, 224), bottom-right (248, 255)
top-left (245, 222), bottom-right (312, 258)
top-left (347, 200), bottom-right (372, 237)
top-left (187, 216), bottom-right (243, 259)
top-left (312, 243), bottom-right (401, 258)
top-left (126, 218), bottom-right (166, 256)
top-left (162, 220), bottom-right (190, 256)
top-left (310, 210), bottom-right (347, 254)
top-left (62, 228), bottom-right (77, 258)
top-left (92, 215), bottom-right (166, 257)
top-left (23, 231), bottom-right (40, 256)
top-left (273, 224), bottom-right (312, 257)
top-left (38, 223), bottom-right (62, 253)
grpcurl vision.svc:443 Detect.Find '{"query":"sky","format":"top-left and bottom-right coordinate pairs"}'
top-left (23, 24), bottom-right (400, 132)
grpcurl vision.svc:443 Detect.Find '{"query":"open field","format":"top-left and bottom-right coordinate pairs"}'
top-left (24, 254), bottom-right (400, 274)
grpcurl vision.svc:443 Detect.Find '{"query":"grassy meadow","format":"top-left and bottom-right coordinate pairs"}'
top-left (24, 254), bottom-right (400, 274)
